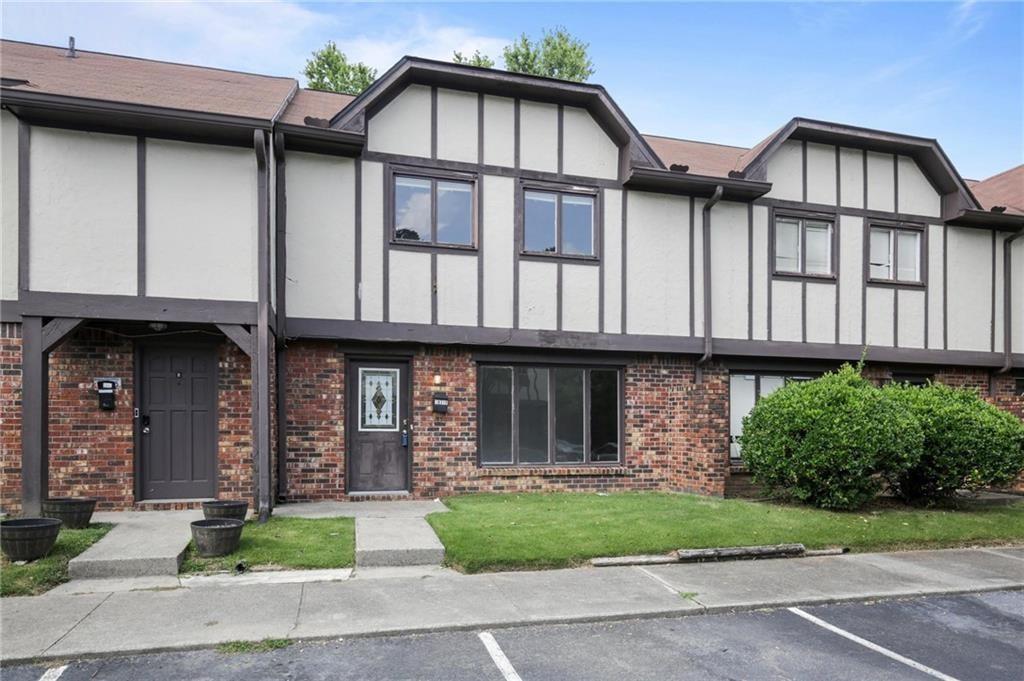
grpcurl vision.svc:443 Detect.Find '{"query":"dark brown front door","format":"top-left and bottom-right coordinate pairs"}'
top-left (139, 342), bottom-right (218, 500)
top-left (348, 360), bottom-right (410, 492)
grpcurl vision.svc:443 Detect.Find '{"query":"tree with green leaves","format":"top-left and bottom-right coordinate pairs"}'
top-left (453, 49), bottom-right (495, 68)
top-left (502, 27), bottom-right (594, 82)
top-left (303, 41), bottom-right (377, 95)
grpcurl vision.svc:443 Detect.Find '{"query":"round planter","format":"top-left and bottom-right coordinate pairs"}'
top-left (41, 497), bottom-right (97, 529)
top-left (191, 518), bottom-right (244, 558)
top-left (202, 500), bottom-right (248, 522)
top-left (1, 518), bottom-right (62, 561)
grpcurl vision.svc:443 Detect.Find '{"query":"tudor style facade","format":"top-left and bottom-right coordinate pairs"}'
top-left (1, 39), bottom-right (1022, 517)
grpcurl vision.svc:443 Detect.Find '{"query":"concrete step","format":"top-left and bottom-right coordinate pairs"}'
top-left (69, 510), bottom-right (201, 579)
top-left (355, 517), bottom-right (445, 567)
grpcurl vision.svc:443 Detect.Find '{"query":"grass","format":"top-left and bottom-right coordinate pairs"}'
top-left (216, 639), bottom-right (292, 654)
top-left (426, 492), bottom-right (1024, 573)
top-left (1, 524), bottom-right (113, 597)
top-left (180, 516), bottom-right (355, 573)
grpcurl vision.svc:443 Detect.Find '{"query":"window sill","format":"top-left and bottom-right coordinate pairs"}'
top-left (519, 252), bottom-right (600, 266)
top-left (477, 465), bottom-right (629, 477)
top-left (866, 279), bottom-right (925, 290)
top-left (772, 271), bottom-right (836, 283)
top-left (390, 241), bottom-right (478, 255)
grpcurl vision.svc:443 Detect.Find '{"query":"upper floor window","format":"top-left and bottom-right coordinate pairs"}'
top-left (523, 187), bottom-right (596, 257)
top-left (774, 215), bottom-right (834, 277)
top-left (393, 172), bottom-right (475, 247)
top-left (869, 225), bottom-right (922, 284)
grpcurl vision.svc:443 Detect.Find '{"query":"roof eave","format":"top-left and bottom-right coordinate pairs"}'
top-left (276, 122), bottom-right (365, 157)
top-left (944, 209), bottom-right (1024, 231)
top-left (625, 167), bottom-right (771, 201)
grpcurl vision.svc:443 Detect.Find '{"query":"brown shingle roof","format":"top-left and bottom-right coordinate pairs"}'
top-left (1, 39), bottom-right (297, 120)
top-left (279, 88), bottom-right (355, 127)
top-left (642, 135), bottom-right (748, 178)
top-left (969, 165), bottom-right (1024, 216)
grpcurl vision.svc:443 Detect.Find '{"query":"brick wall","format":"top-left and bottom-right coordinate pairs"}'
top-left (1, 323), bottom-right (24, 513)
top-left (216, 340), bottom-right (255, 504)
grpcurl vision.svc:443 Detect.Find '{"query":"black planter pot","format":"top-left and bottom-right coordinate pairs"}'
top-left (1, 518), bottom-right (62, 561)
top-left (41, 497), bottom-right (97, 529)
top-left (191, 519), bottom-right (244, 558)
top-left (202, 500), bottom-right (249, 522)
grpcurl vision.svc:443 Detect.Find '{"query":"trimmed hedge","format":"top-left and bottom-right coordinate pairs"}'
top-left (740, 365), bottom-right (923, 510)
top-left (883, 382), bottom-right (1024, 503)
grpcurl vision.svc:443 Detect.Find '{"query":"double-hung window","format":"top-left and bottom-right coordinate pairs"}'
top-left (869, 225), bottom-right (922, 284)
top-left (774, 214), bottom-right (834, 277)
top-left (479, 365), bottom-right (621, 465)
top-left (523, 187), bottom-right (596, 257)
top-left (393, 171), bottom-right (475, 247)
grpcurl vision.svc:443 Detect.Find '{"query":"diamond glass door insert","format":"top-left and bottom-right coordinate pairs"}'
top-left (359, 368), bottom-right (400, 431)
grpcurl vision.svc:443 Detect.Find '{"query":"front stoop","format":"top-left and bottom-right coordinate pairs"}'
top-left (355, 517), bottom-right (445, 567)
top-left (69, 510), bottom-right (201, 579)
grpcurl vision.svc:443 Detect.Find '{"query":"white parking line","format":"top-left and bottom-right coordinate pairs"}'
top-left (788, 607), bottom-right (959, 681)
top-left (38, 665), bottom-right (68, 681)
top-left (478, 631), bottom-right (523, 681)
top-left (634, 565), bottom-right (682, 595)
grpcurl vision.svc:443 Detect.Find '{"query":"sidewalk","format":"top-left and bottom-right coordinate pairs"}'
top-left (2, 546), bottom-right (1022, 664)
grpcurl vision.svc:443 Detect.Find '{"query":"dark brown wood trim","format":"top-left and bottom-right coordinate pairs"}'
top-left (216, 323), bottom-right (254, 357)
top-left (689, 196), bottom-right (696, 336)
top-left (513, 97), bottom-right (521, 170)
top-left (18, 120), bottom-right (29, 293)
top-left (136, 136), bottom-right (146, 296)
top-left (41, 317), bottom-right (84, 353)
top-left (253, 130), bottom-right (272, 519)
top-left (556, 104), bottom-right (564, 176)
top-left (430, 86), bottom-right (438, 160)
top-left (18, 291), bottom-right (257, 324)
top-left (747, 202), bottom-right (753, 340)
top-left (20, 316), bottom-right (48, 515)
top-left (354, 159), bottom-right (363, 320)
top-left (621, 189), bottom-right (628, 334)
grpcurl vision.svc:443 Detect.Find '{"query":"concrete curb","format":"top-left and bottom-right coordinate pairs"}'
top-left (5, 582), bottom-right (1021, 667)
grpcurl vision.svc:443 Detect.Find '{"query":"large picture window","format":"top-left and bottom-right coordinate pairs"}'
top-left (773, 214), bottom-right (834, 277)
top-left (479, 365), bottom-right (621, 465)
top-left (522, 187), bottom-right (596, 257)
top-left (868, 224), bottom-right (923, 284)
top-left (392, 171), bottom-right (475, 247)
top-left (729, 372), bottom-right (813, 460)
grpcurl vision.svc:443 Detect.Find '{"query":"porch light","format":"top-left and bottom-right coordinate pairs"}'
top-left (149, 322), bottom-right (168, 332)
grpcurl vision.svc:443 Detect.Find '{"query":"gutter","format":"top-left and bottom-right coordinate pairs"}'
top-left (998, 231), bottom-right (1023, 374)
top-left (696, 185), bottom-right (724, 382)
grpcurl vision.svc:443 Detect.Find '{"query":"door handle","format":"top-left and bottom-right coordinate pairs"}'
top-left (401, 428), bottom-right (409, 448)
top-left (141, 414), bottom-right (151, 435)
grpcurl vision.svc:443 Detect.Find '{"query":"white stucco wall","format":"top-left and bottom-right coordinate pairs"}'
top-left (561, 264), bottom-right (600, 332)
top-left (436, 253), bottom-right (478, 326)
top-left (865, 286), bottom-right (895, 347)
top-left (805, 282), bottom-right (836, 344)
top-left (692, 198), bottom-right (705, 337)
top-left (360, 161), bottom-right (385, 321)
top-left (602, 189), bottom-right (623, 334)
top-left (482, 95), bottom-right (515, 167)
top-left (926, 224), bottom-right (945, 349)
top-left (518, 100), bottom-right (558, 172)
top-left (897, 156), bottom-right (941, 217)
top-left (750, 205), bottom-right (769, 340)
top-left (897, 288), bottom-right (926, 349)
top-left (388, 249), bottom-right (431, 324)
top-left (286, 152), bottom-right (355, 320)
top-left (770, 279), bottom-right (802, 342)
top-left (946, 226), bottom-right (992, 351)
top-left (482, 175), bottom-right (514, 327)
top-left (866, 151), bottom-right (895, 213)
top-left (710, 201), bottom-right (748, 339)
top-left (29, 127), bottom-right (137, 296)
top-left (145, 138), bottom-right (255, 301)
top-left (1, 111), bottom-right (19, 301)
top-left (625, 191), bottom-right (689, 336)
top-left (839, 147), bottom-right (864, 209)
top-left (837, 215), bottom-right (864, 345)
top-left (765, 140), bottom-right (802, 201)
top-left (367, 84), bottom-right (431, 158)
top-left (562, 106), bottom-right (618, 180)
top-left (805, 142), bottom-right (836, 205)
top-left (518, 259), bottom-right (558, 329)
top-left (1013, 237), bottom-right (1024, 354)
top-left (436, 88), bottom-right (478, 164)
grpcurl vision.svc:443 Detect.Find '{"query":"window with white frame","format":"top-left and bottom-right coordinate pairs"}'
top-left (729, 372), bottom-right (813, 460)
top-left (479, 365), bottom-right (620, 465)
top-left (869, 225), bottom-right (922, 284)
top-left (523, 188), bottom-right (596, 257)
top-left (774, 215), bottom-right (834, 276)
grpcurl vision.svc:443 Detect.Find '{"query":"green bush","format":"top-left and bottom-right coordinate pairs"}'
top-left (740, 365), bottom-right (923, 510)
top-left (883, 382), bottom-right (1024, 503)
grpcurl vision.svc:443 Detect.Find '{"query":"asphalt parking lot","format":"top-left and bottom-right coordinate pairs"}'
top-left (6, 590), bottom-right (1022, 681)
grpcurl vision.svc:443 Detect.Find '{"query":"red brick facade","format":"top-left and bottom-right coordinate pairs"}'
top-left (2, 321), bottom-right (1022, 513)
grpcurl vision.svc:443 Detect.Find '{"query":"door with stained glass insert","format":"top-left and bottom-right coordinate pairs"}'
top-left (347, 361), bottom-right (410, 492)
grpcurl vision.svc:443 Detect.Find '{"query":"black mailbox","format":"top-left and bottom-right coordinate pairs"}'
top-left (96, 379), bottom-right (118, 411)
top-left (432, 393), bottom-right (449, 414)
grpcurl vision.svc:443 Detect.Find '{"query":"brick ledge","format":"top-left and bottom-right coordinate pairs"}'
top-left (476, 466), bottom-right (630, 478)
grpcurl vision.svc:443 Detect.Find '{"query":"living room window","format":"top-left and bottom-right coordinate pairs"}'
top-left (478, 365), bottom-right (621, 465)
top-left (522, 186), bottom-right (596, 257)
top-left (773, 214), bottom-right (834, 277)
top-left (392, 171), bottom-right (475, 247)
top-left (869, 224), bottom-right (923, 284)
top-left (729, 372), bottom-right (814, 461)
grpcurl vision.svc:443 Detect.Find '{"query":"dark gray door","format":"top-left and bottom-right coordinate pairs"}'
top-left (348, 360), bottom-right (410, 492)
top-left (139, 342), bottom-right (218, 500)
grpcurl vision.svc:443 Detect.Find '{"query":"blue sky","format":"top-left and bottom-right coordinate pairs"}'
top-left (2, 1), bottom-right (1020, 179)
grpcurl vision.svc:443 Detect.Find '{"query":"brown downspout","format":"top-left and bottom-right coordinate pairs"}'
top-left (253, 130), bottom-right (272, 522)
top-left (997, 231), bottom-right (1023, 375)
top-left (696, 185), bottom-right (724, 383)
top-left (273, 132), bottom-right (289, 502)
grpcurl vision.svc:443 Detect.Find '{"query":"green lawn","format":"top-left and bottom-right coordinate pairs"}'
top-left (180, 516), bottom-right (355, 573)
top-left (1, 524), bottom-right (113, 597)
top-left (427, 493), bottom-right (1024, 573)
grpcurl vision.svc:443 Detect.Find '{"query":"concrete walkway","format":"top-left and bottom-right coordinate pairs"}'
top-left (69, 510), bottom-right (202, 579)
top-left (3, 546), bottom-right (1021, 664)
